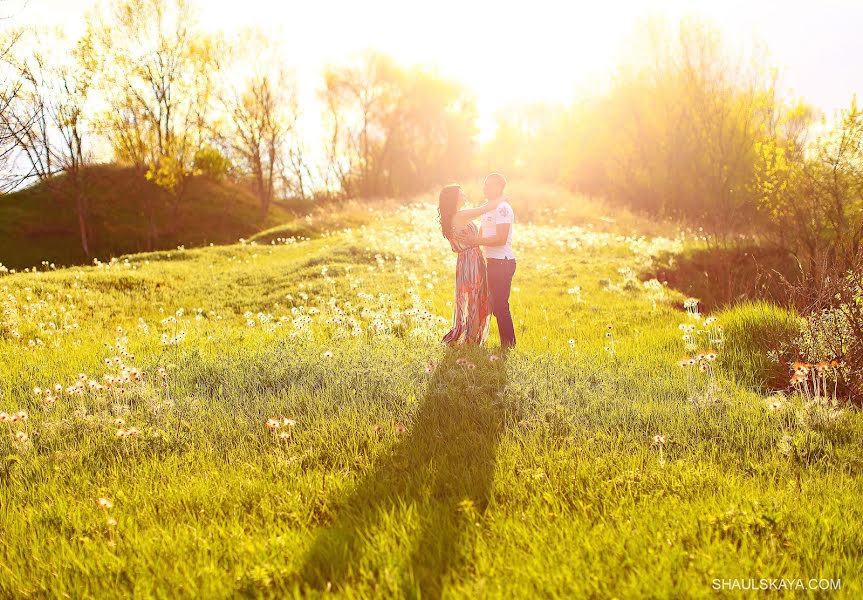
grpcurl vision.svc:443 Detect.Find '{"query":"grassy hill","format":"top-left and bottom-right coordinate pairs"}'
top-left (0, 165), bottom-right (295, 270)
top-left (0, 190), bottom-right (860, 597)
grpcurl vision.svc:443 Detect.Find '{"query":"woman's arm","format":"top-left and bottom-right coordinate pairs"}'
top-left (454, 199), bottom-right (501, 222)
top-left (475, 223), bottom-right (511, 246)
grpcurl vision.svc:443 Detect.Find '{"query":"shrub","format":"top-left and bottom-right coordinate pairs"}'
top-left (193, 145), bottom-right (232, 181)
top-left (717, 301), bottom-right (801, 392)
top-left (797, 268), bottom-right (863, 404)
top-left (754, 98), bottom-right (863, 307)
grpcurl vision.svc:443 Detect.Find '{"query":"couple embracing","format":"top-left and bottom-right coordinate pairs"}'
top-left (438, 173), bottom-right (517, 349)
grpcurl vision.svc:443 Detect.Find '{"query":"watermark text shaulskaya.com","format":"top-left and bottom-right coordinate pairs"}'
top-left (712, 579), bottom-right (841, 592)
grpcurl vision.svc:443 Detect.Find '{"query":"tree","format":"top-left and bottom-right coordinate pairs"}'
top-left (228, 73), bottom-right (291, 216)
top-left (95, 0), bottom-right (220, 246)
top-left (0, 29), bottom-right (34, 192)
top-left (755, 98), bottom-right (863, 296)
top-left (217, 31), bottom-right (302, 216)
top-left (550, 18), bottom-right (781, 238)
top-left (321, 52), bottom-right (395, 198)
top-left (481, 102), bottom-right (569, 181)
top-left (321, 52), bottom-right (477, 199)
top-left (3, 27), bottom-right (98, 257)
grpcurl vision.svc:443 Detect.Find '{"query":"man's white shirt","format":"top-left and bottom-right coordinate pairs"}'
top-left (481, 199), bottom-right (515, 260)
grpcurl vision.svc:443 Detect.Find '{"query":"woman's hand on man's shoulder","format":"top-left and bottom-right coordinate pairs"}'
top-left (483, 197), bottom-right (504, 211)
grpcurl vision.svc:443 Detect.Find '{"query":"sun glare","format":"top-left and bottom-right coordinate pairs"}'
top-left (8, 0), bottom-right (862, 138)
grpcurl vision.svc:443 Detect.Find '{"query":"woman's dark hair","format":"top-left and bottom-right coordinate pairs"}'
top-left (438, 184), bottom-right (460, 238)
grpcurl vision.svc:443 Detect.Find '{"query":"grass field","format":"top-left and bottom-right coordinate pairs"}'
top-left (1, 190), bottom-right (861, 598)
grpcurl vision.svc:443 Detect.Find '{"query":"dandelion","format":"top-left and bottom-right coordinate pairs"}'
top-left (424, 361), bottom-right (436, 373)
top-left (322, 350), bottom-right (333, 359)
top-left (370, 424), bottom-right (384, 434)
top-left (106, 516), bottom-right (118, 527)
top-left (14, 431), bottom-right (28, 442)
top-left (13, 410), bottom-right (27, 422)
top-left (792, 361), bottom-right (811, 375)
top-left (278, 431), bottom-right (291, 440)
top-left (33, 387), bottom-right (42, 396)
top-left (98, 497), bottom-right (113, 510)
top-left (568, 339), bottom-right (575, 349)
top-left (769, 400), bottom-right (783, 412)
top-left (653, 434), bottom-right (666, 467)
top-left (266, 418), bottom-right (280, 430)
top-left (115, 427), bottom-right (139, 438)
top-left (684, 298), bottom-right (700, 318)
top-left (395, 422), bottom-right (407, 434)
top-left (466, 363), bottom-right (476, 370)
top-left (455, 357), bottom-right (467, 366)
top-left (114, 418), bottom-right (126, 426)
top-left (489, 355), bottom-right (500, 362)
top-left (282, 418), bottom-right (297, 427)
top-left (0, 412), bottom-right (8, 423)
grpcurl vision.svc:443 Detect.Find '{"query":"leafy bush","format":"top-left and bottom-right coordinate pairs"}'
top-left (193, 145), bottom-right (232, 181)
top-left (798, 268), bottom-right (863, 404)
top-left (717, 301), bottom-right (801, 392)
top-left (754, 99), bottom-right (863, 304)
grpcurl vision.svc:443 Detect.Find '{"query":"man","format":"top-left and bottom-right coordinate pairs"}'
top-left (475, 173), bottom-right (517, 348)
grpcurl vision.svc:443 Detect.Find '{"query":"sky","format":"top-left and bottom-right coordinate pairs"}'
top-left (4, 0), bottom-right (862, 138)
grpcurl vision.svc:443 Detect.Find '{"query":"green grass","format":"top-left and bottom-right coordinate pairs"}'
top-left (717, 302), bottom-right (802, 393)
top-left (0, 195), bottom-right (861, 598)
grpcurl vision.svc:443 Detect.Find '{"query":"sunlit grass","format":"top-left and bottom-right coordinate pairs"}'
top-left (0, 196), bottom-right (861, 598)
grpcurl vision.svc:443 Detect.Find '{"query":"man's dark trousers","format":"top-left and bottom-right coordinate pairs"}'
top-left (487, 258), bottom-right (516, 348)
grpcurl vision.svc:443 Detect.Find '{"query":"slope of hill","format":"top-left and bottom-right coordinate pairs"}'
top-left (0, 193), bottom-right (860, 597)
top-left (0, 165), bottom-right (294, 270)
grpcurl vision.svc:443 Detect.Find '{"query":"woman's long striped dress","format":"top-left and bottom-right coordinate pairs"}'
top-left (442, 222), bottom-right (491, 345)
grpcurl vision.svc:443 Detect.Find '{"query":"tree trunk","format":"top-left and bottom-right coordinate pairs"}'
top-left (72, 170), bottom-right (91, 258)
top-left (259, 190), bottom-right (271, 221)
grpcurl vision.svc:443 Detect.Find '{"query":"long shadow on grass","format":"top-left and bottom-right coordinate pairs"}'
top-left (298, 347), bottom-right (508, 597)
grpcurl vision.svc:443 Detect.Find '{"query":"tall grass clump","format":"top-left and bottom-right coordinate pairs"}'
top-left (717, 301), bottom-right (801, 392)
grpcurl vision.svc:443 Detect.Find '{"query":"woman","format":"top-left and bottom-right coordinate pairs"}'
top-left (438, 184), bottom-right (501, 345)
